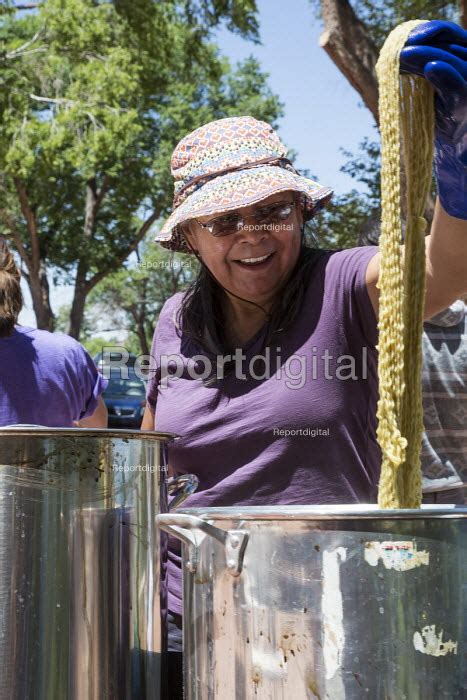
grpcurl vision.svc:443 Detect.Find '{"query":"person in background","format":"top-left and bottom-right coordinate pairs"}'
top-left (0, 237), bottom-right (108, 428)
top-left (421, 297), bottom-right (467, 505)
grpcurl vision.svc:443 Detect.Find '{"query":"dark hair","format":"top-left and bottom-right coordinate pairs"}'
top-left (177, 234), bottom-right (325, 384)
top-left (0, 237), bottom-right (23, 337)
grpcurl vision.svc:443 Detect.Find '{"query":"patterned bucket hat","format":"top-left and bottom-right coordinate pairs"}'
top-left (156, 116), bottom-right (333, 254)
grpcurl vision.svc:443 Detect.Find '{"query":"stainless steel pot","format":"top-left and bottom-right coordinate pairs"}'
top-left (0, 427), bottom-right (197, 700)
top-left (157, 505), bottom-right (466, 699)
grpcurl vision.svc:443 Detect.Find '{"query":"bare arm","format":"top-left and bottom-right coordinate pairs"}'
top-left (76, 396), bottom-right (108, 428)
top-left (141, 404), bottom-right (155, 430)
top-left (139, 405), bottom-right (177, 478)
top-left (365, 198), bottom-right (467, 320)
top-left (423, 201), bottom-right (467, 317)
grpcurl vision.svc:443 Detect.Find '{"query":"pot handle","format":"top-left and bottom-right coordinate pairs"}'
top-left (156, 513), bottom-right (248, 577)
top-left (167, 474), bottom-right (199, 511)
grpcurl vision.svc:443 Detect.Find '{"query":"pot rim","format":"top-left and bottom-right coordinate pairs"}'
top-left (0, 426), bottom-right (179, 442)
top-left (176, 504), bottom-right (467, 520)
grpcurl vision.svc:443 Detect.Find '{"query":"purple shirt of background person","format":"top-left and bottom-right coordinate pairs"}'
top-left (0, 236), bottom-right (107, 428)
top-left (0, 325), bottom-right (108, 427)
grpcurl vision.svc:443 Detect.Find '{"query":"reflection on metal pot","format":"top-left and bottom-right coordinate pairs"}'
top-left (158, 505), bottom-right (466, 699)
top-left (0, 427), bottom-right (195, 700)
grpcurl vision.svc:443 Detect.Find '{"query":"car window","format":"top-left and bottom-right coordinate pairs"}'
top-left (104, 375), bottom-right (146, 396)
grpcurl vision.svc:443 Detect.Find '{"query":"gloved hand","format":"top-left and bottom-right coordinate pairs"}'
top-left (399, 20), bottom-right (467, 220)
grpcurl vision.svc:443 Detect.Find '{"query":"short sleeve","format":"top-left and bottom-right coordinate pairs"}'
top-left (72, 343), bottom-right (109, 419)
top-left (324, 246), bottom-right (379, 348)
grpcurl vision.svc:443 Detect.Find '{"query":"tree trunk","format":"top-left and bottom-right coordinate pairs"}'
top-left (28, 261), bottom-right (55, 331)
top-left (67, 178), bottom-right (108, 339)
top-left (135, 320), bottom-right (150, 357)
top-left (66, 176), bottom-right (159, 340)
top-left (68, 262), bottom-right (88, 339)
top-left (319, 0), bottom-right (380, 124)
top-left (6, 178), bottom-right (55, 330)
top-left (460, 0), bottom-right (467, 29)
top-left (318, 0), bottom-right (439, 228)
top-left (127, 281), bottom-right (151, 356)
top-left (135, 279), bottom-right (151, 356)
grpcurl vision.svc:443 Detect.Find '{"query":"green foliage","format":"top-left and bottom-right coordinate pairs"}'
top-left (308, 137), bottom-right (381, 249)
top-left (308, 1), bottom-right (459, 48)
top-left (306, 0), bottom-right (458, 249)
top-left (348, 0), bottom-right (459, 48)
top-left (340, 137), bottom-right (381, 205)
top-left (54, 301), bottom-right (119, 356)
top-left (0, 0), bottom-right (281, 331)
top-left (176, 0), bottom-right (260, 41)
top-left (87, 237), bottom-right (198, 354)
top-left (81, 335), bottom-right (124, 359)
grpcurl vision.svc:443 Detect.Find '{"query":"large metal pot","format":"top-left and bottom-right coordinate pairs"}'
top-left (157, 505), bottom-right (466, 699)
top-left (0, 427), bottom-right (197, 700)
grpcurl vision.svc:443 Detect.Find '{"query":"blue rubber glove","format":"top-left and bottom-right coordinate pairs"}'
top-left (399, 21), bottom-right (467, 220)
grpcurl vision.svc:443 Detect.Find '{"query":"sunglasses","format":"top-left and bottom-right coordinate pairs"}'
top-left (195, 199), bottom-right (297, 238)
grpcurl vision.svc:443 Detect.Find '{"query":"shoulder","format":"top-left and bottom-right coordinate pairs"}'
top-left (308, 246), bottom-right (379, 346)
top-left (159, 290), bottom-right (186, 317)
top-left (156, 290), bottom-right (188, 332)
top-left (24, 327), bottom-right (93, 363)
top-left (318, 246), bottom-right (379, 278)
top-left (318, 246), bottom-right (379, 317)
top-left (306, 246), bottom-right (379, 295)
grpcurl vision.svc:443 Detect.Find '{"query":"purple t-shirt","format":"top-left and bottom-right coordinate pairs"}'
top-left (0, 325), bottom-right (107, 427)
top-left (147, 246), bottom-right (381, 614)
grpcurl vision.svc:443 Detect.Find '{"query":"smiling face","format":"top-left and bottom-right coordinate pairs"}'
top-left (183, 191), bottom-right (304, 309)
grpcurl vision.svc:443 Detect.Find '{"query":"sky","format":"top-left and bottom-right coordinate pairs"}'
top-left (214, 0), bottom-right (377, 191)
top-left (18, 0), bottom-right (378, 328)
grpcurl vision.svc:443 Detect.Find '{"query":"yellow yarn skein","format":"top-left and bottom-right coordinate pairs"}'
top-left (375, 21), bottom-right (434, 509)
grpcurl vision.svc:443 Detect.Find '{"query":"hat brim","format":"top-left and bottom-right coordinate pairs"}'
top-left (155, 165), bottom-right (333, 254)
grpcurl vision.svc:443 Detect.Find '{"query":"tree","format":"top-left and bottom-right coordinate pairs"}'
top-left (80, 334), bottom-right (124, 359)
top-left (85, 240), bottom-right (197, 356)
top-left (54, 302), bottom-right (124, 356)
top-left (314, 0), bottom-right (463, 125)
top-left (0, 0), bottom-right (282, 336)
top-left (307, 0), bottom-right (462, 249)
top-left (305, 136), bottom-right (380, 250)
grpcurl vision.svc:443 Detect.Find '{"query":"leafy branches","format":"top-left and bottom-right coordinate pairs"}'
top-left (0, 0), bottom-right (281, 336)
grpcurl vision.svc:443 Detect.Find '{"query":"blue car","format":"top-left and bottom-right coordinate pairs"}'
top-left (103, 370), bottom-right (147, 429)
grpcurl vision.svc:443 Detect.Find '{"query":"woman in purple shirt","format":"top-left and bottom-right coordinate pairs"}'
top-left (0, 237), bottom-right (108, 428)
top-left (141, 23), bottom-right (467, 699)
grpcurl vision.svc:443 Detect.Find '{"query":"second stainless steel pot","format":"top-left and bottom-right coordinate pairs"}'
top-left (158, 505), bottom-right (466, 699)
